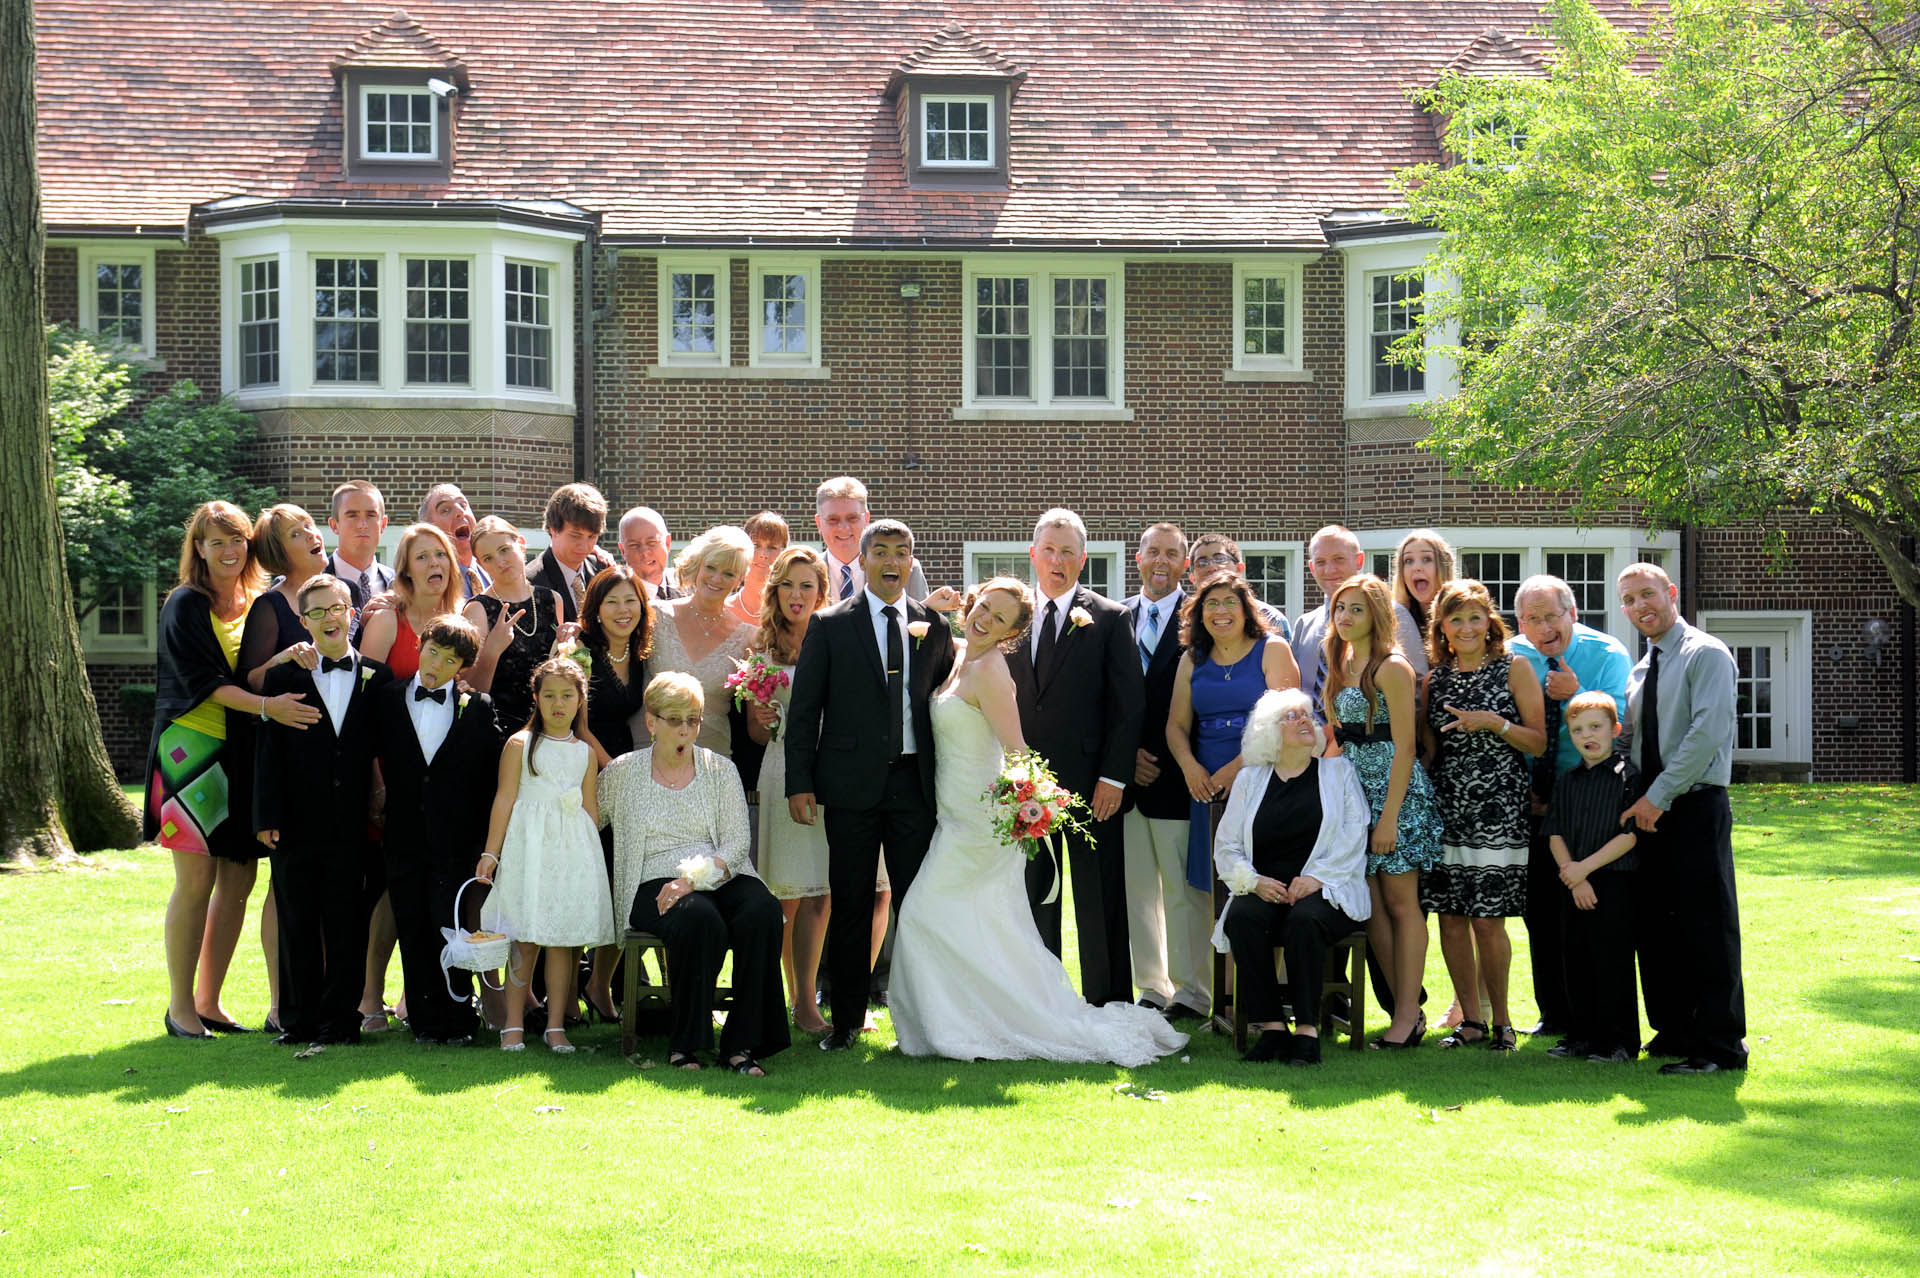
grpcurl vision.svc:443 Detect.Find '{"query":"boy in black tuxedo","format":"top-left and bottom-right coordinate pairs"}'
top-left (528, 482), bottom-right (616, 622)
top-left (255, 574), bottom-right (392, 1045)
top-left (374, 616), bottom-right (501, 1045)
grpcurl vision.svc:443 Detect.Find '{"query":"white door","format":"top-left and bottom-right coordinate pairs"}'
top-left (1699, 612), bottom-right (1811, 765)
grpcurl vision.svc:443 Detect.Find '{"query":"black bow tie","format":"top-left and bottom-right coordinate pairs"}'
top-left (414, 684), bottom-right (447, 704)
top-left (320, 656), bottom-right (355, 674)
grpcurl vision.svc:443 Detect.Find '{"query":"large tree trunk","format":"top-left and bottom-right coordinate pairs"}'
top-left (0, 0), bottom-right (140, 861)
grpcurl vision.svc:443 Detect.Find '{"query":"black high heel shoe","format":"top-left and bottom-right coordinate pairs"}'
top-left (583, 995), bottom-right (621, 1026)
top-left (196, 1011), bottom-right (254, 1034)
top-left (164, 1012), bottom-right (214, 1040)
top-left (1369, 1010), bottom-right (1428, 1051)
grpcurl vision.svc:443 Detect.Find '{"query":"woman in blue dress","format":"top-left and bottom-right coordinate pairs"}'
top-left (1166, 573), bottom-right (1299, 898)
top-left (1322, 573), bottom-right (1443, 1049)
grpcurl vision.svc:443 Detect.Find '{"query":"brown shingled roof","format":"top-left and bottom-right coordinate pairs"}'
top-left (33, 0), bottom-right (1651, 247)
top-left (890, 24), bottom-right (1026, 88)
top-left (331, 9), bottom-right (467, 76)
top-left (1437, 28), bottom-right (1550, 82)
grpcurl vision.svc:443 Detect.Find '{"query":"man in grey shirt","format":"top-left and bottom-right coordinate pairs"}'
top-left (1290, 525), bottom-right (1426, 721)
top-left (1619, 562), bottom-right (1746, 1074)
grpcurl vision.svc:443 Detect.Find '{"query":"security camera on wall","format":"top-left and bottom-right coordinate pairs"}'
top-left (427, 78), bottom-right (458, 100)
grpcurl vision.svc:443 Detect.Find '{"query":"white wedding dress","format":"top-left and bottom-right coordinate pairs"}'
top-left (891, 692), bottom-right (1189, 1065)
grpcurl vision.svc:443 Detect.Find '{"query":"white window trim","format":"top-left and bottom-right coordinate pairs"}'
top-left (746, 256), bottom-right (822, 370)
top-left (77, 243), bottom-right (158, 360)
top-left (1355, 526), bottom-right (1680, 652)
top-left (1697, 610), bottom-right (1812, 765)
top-left (1343, 235), bottom-right (1455, 419)
top-left (502, 258), bottom-right (555, 392)
top-left (310, 254), bottom-right (383, 386)
top-left (962, 539), bottom-right (1127, 602)
top-left (1232, 540), bottom-right (1307, 629)
top-left (921, 94), bottom-right (997, 169)
top-left (1231, 260), bottom-right (1306, 375)
top-left (359, 84), bottom-right (440, 162)
top-left (212, 220), bottom-right (577, 409)
top-left (79, 579), bottom-right (157, 661)
top-left (960, 259), bottom-right (1127, 416)
top-left (657, 255), bottom-right (731, 368)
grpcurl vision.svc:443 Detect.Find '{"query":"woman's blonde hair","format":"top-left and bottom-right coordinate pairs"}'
top-left (251, 504), bottom-right (317, 579)
top-left (177, 500), bottom-right (265, 598)
top-left (470, 515), bottom-right (522, 561)
top-left (392, 523), bottom-right (465, 618)
top-left (1321, 574), bottom-right (1398, 730)
top-left (644, 670), bottom-right (705, 719)
top-left (754, 546), bottom-right (828, 666)
top-left (1391, 529), bottom-right (1456, 632)
top-left (673, 525), bottom-right (753, 588)
top-left (1427, 578), bottom-right (1511, 668)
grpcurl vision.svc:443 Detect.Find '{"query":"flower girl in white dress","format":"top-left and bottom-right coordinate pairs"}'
top-left (477, 656), bottom-right (616, 1053)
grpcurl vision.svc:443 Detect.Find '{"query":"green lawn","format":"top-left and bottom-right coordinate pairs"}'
top-left (3, 785), bottom-right (1917, 1275)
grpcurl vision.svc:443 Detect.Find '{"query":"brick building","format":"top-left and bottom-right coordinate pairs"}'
top-left (35, 1), bottom-right (1916, 781)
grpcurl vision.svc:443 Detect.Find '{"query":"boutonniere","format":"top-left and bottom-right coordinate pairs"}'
top-left (358, 665), bottom-right (374, 689)
top-left (457, 692), bottom-right (471, 718)
top-left (1068, 607), bottom-right (1094, 632)
top-left (906, 620), bottom-right (931, 646)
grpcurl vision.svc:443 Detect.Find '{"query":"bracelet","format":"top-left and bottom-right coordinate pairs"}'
top-left (479, 852), bottom-right (499, 863)
top-left (257, 698), bottom-right (270, 722)
top-left (1497, 718), bottom-right (1510, 737)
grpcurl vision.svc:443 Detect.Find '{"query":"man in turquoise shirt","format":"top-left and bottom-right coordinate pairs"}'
top-left (1508, 575), bottom-right (1631, 1038)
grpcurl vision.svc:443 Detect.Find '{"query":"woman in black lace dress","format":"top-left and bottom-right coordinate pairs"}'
top-left (463, 516), bottom-right (571, 739)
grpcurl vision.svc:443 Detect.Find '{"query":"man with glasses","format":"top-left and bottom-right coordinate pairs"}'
top-left (1509, 574), bottom-right (1632, 1041)
top-left (1186, 533), bottom-right (1290, 639)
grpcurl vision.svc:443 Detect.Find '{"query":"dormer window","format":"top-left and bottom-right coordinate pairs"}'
top-left (362, 86), bottom-right (438, 160)
top-left (923, 96), bottom-right (994, 167)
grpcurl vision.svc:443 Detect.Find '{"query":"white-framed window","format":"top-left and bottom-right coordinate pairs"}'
top-left (963, 262), bottom-right (1125, 413)
top-left (80, 579), bottom-right (157, 658)
top-left (361, 86), bottom-right (437, 160)
top-left (1343, 235), bottom-right (1454, 417)
top-left (1698, 612), bottom-right (1811, 765)
top-left (963, 540), bottom-right (1127, 600)
top-left (313, 256), bottom-right (380, 383)
top-left (1232, 261), bottom-right (1306, 374)
top-left (503, 261), bottom-right (552, 390)
top-left (1358, 527), bottom-right (1680, 652)
top-left (237, 257), bottom-right (281, 388)
top-left (658, 257), bottom-right (728, 367)
top-left (1460, 104), bottom-right (1529, 171)
top-left (79, 245), bottom-right (157, 357)
top-left (1235, 541), bottom-right (1306, 628)
top-left (747, 257), bottom-right (819, 369)
top-left (923, 96), bottom-right (994, 167)
top-left (404, 256), bottom-right (471, 385)
top-left (214, 222), bottom-right (578, 406)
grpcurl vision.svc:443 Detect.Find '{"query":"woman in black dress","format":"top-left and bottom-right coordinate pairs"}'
top-left (464, 516), bottom-right (571, 739)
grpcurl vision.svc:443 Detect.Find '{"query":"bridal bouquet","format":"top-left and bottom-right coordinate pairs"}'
top-left (724, 652), bottom-right (791, 741)
top-left (983, 749), bottom-right (1093, 861)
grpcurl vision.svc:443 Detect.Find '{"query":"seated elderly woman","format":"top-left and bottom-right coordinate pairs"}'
top-left (1212, 687), bottom-right (1374, 1066)
top-left (602, 672), bottom-right (789, 1074)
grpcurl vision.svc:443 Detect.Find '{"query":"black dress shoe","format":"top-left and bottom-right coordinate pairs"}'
top-left (819, 1028), bottom-right (858, 1052)
top-left (1287, 1033), bottom-right (1323, 1067)
top-left (310, 1030), bottom-right (363, 1047)
top-left (196, 1013), bottom-right (253, 1034)
top-left (272, 1032), bottom-right (304, 1046)
top-left (1587, 1046), bottom-right (1635, 1063)
top-left (1135, 996), bottom-right (1165, 1011)
top-left (1520, 1020), bottom-right (1565, 1037)
top-left (1163, 1002), bottom-right (1207, 1024)
top-left (1242, 1029), bottom-right (1289, 1062)
top-left (163, 1012), bottom-right (214, 1040)
top-left (1659, 1057), bottom-right (1725, 1075)
top-left (1643, 1034), bottom-right (1691, 1059)
top-left (414, 1033), bottom-right (476, 1047)
top-left (1545, 1040), bottom-right (1594, 1059)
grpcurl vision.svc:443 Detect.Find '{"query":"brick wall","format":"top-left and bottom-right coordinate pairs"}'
top-left (47, 246), bottom-right (78, 323)
top-left (87, 662), bottom-right (154, 782)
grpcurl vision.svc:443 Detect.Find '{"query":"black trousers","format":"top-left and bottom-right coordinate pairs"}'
top-left (629, 873), bottom-right (790, 1059)
top-left (1524, 814), bottom-right (1572, 1029)
top-left (273, 839), bottom-right (372, 1042)
top-left (821, 760), bottom-right (935, 1033)
top-left (1559, 868), bottom-right (1639, 1055)
top-left (1223, 892), bottom-right (1360, 1026)
top-left (1635, 787), bottom-right (1747, 1066)
top-left (386, 848), bottom-right (477, 1040)
top-left (1027, 812), bottom-right (1132, 1007)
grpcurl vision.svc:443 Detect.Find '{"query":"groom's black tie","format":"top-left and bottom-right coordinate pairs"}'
top-left (882, 603), bottom-right (904, 761)
top-left (1036, 599), bottom-right (1059, 675)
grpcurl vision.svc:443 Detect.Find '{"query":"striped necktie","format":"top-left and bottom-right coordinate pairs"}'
top-left (1137, 600), bottom-right (1160, 672)
top-left (839, 562), bottom-right (854, 603)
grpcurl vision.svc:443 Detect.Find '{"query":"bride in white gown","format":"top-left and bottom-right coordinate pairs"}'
top-left (891, 579), bottom-right (1188, 1066)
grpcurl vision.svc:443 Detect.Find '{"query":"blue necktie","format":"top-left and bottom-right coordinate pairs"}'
top-left (839, 562), bottom-right (854, 602)
top-left (1137, 601), bottom-right (1160, 673)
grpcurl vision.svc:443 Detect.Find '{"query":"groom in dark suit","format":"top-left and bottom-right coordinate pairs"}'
top-left (785, 519), bottom-right (957, 1051)
top-left (1008, 509), bottom-right (1145, 1007)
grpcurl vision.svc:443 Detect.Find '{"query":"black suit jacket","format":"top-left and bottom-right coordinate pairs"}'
top-left (253, 656), bottom-right (392, 850)
top-left (528, 546), bottom-right (616, 623)
top-left (1007, 586), bottom-right (1146, 800)
top-left (784, 593), bottom-right (956, 812)
top-left (373, 681), bottom-right (501, 869)
top-left (1123, 590), bottom-right (1189, 820)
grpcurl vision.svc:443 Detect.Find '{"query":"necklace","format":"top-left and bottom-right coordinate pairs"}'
top-left (607, 641), bottom-right (630, 663)
top-left (509, 594), bottom-right (539, 637)
top-left (1216, 640), bottom-right (1253, 680)
top-left (539, 730), bottom-right (575, 742)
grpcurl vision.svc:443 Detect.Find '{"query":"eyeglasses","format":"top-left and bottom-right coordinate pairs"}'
top-left (1280, 709), bottom-right (1313, 723)
top-left (301, 603), bottom-right (351, 621)
top-left (1202, 596), bottom-right (1243, 611)
top-left (654, 714), bottom-right (703, 729)
top-left (1191, 554), bottom-right (1237, 569)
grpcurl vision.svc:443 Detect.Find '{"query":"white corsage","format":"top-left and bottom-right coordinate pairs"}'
top-left (906, 620), bottom-right (931, 645)
top-left (1068, 606), bottom-right (1094, 631)
top-left (676, 854), bottom-right (723, 891)
top-left (457, 691), bottom-right (471, 716)
top-left (359, 664), bottom-right (376, 689)
top-left (1223, 862), bottom-right (1261, 896)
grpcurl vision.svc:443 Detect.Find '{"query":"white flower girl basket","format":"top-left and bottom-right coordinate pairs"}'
top-left (439, 877), bottom-right (512, 1000)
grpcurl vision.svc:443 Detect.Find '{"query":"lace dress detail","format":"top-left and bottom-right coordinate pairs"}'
top-left (1333, 684), bottom-right (1443, 876)
top-left (643, 607), bottom-right (755, 757)
top-left (890, 693), bottom-right (1189, 1065)
top-left (1421, 656), bottom-right (1530, 917)
top-left (480, 735), bottom-right (616, 948)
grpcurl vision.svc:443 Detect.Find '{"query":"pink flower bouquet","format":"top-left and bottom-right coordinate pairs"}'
top-left (725, 652), bottom-right (792, 741)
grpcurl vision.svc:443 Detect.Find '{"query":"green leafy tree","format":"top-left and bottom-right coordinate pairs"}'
top-left (49, 327), bottom-right (276, 622)
top-left (1399, 0), bottom-right (1920, 606)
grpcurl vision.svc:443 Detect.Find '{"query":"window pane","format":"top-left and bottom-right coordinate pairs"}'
top-left (405, 258), bottom-right (470, 384)
top-left (1543, 551), bottom-right (1608, 616)
top-left (1460, 551), bottom-right (1523, 620)
top-left (1052, 277), bottom-right (1108, 398)
top-left (1242, 275), bottom-right (1287, 358)
top-left (366, 90), bottom-right (435, 157)
top-left (924, 97), bottom-right (991, 165)
top-left (759, 271), bottom-right (808, 357)
top-left (313, 257), bottom-right (379, 383)
top-left (505, 262), bottom-right (552, 390)
top-left (974, 276), bottom-right (1031, 398)
top-left (238, 259), bottom-right (280, 387)
top-left (1369, 272), bottom-right (1425, 395)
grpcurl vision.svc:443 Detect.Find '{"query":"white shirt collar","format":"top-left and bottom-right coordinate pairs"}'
top-left (1039, 583), bottom-right (1078, 614)
top-left (864, 587), bottom-right (907, 617)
